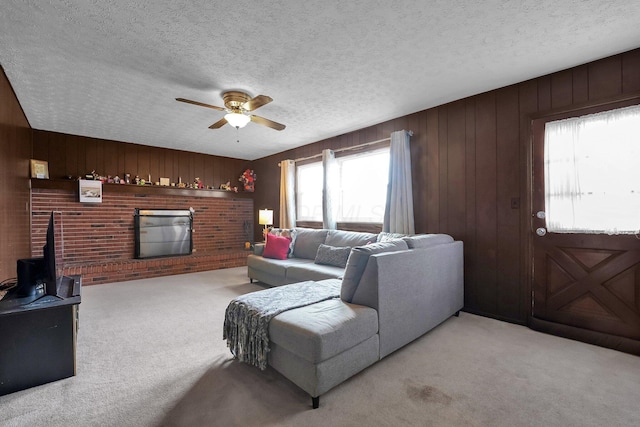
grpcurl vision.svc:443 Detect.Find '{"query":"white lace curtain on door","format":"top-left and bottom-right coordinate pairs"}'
top-left (544, 104), bottom-right (640, 234)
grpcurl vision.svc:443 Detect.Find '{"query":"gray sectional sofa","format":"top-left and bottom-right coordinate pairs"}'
top-left (244, 228), bottom-right (464, 408)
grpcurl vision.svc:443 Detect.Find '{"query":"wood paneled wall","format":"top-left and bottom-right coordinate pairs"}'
top-left (4, 47), bottom-right (640, 323)
top-left (32, 130), bottom-right (253, 191)
top-left (253, 48), bottom-right (640, 324)
top-left (0, 66), bottom-right (32, 280)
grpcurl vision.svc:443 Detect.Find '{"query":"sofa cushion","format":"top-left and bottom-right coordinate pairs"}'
top-left (286, 262), bottom-right (345, 283)
top-left (269, 297), bottom-right (379, 363)
top-left (314, 244), bottom-right (351, 268)
top-left (325, 229), bottom-right (377, 248)
top-left (340, 240), bottom-right (409, 302)
top-left (292, 228), bottom-right (329, 259)
top-left (247, 254), bottom-right (313, 278)
top-left (402, 234), bottom-right (454, 249)
top-left (263, 234), bottom-right (293, 260)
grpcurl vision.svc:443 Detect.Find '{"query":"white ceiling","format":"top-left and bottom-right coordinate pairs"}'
top-left (1, 1), bottom-right (639, 161)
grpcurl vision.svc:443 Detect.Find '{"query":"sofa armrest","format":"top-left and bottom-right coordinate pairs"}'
top-left (352, 241), bottom-right (464, 359)
top-left (254, 243), bottom-right (265, 256)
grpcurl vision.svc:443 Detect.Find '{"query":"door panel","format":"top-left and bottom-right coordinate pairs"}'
top-left (533, 234), bottom-right (640, 340)
top-left (531, 107), bottom-right (640, 347)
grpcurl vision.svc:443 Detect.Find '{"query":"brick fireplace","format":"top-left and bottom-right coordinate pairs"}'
top-left (31, 185), bottom-right (253, 284)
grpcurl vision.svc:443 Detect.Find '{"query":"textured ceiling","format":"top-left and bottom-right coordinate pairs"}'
top-left (1, 1), bottom-right (639, 160)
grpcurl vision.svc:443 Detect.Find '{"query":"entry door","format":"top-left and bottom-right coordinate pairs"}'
top-left (531, 110), bottom-right (640, 342)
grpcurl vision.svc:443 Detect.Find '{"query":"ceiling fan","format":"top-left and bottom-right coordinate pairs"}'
top-left (176, 91), bottom-right (286, 131)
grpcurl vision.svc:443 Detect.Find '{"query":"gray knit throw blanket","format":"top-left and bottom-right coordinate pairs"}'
top-left (223, 280), bottom-right (341, 370)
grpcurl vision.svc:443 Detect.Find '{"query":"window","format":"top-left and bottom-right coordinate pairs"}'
top-left (544, 104), bottom-right (640, 234)
top-left (295, 148), bottom-right (390, 223)
top-left (336, 149), bottom-right (389, 222)
top-left (296, 162), bottom-right (323, 221)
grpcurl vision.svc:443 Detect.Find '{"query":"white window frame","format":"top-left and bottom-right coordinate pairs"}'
top-left (295, 147), bottom-right (390, 224)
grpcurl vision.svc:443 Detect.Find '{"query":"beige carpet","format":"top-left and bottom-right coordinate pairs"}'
top-left (1, 267), bottom-right (639, 427)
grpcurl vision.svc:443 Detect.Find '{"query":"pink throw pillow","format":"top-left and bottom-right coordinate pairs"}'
top-left (263, 233), bottom-right (292, 260)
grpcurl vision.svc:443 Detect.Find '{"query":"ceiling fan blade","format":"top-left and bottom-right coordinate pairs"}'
top-left (243, 95), bottom-right (273, 111)
top-left (250, 115), bottom-right (286, 131)
top-left (208, 117), bottom-right (228, 129)
top-left (176, 98), bottom-right (225, 111)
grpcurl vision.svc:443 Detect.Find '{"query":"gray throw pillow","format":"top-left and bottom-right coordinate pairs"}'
top-left (314, 244), bottom-right (351, 268)
top-left (340, 240), bottom-right (409, 302)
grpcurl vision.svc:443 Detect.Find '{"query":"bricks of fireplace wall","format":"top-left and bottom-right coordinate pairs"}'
top-left (31, 188), bottom-right (254, 283)
top-left (62, 250), bottom-right (249, 285)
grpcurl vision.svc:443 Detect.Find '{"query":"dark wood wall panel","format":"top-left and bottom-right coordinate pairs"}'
top-left (32, 130), bottom-right (252, 189)
top-left (425, 110), bottom-right (440, 232)
top-left (572, 65), bottom-right (589, 104)
top-left (446, 101), bottom-right (466, 238)
top-left (474, 92), bottom-right (498, 316)
top-left (0, 66), bottom-right (32, 279)
top-left (464, 99), bottom-right (477, 313)
top-left (438, 106), bottom-right (449, 231)
top-left (588, 55), bottom-right (622, 100)
top-left (495, 86), bottom-right (521, 321)
top-left (622, 50), bottom-right (640, 92)
top-left (252, 48), bottom-right (640, 324)
top-left (551, 70), bottom-right (573, 108)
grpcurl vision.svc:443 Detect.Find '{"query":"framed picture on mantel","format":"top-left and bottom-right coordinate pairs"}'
top-left (79, 179), bottom-right (103, 203)
top-left (30, 159), bottom-right (49, 179)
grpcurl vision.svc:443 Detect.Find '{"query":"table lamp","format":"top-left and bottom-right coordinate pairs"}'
top-left (258, 209), bottom-right (273, 240)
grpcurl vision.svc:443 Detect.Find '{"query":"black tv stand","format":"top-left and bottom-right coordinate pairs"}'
top-left (0, 275), bottom-right (81, 396)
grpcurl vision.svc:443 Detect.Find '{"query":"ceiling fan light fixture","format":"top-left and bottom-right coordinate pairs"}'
top-left (225, 112), bottom-right (250, 128)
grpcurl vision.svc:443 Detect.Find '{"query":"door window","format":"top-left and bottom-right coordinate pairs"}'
top-left (544, 104), bottom-right (640, 234)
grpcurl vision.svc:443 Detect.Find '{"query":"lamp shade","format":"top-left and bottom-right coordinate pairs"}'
top-left (258, 209), bottom-right (273, 226)
top-left (225, 112), bottom-right (251, 128)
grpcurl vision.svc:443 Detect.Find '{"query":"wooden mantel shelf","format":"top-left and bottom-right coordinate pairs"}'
top-left (30, 178), bottom-right (254, 199)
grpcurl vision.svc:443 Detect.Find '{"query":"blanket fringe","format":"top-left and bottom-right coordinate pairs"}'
top-left (223, 280), bottom-right (341, 371)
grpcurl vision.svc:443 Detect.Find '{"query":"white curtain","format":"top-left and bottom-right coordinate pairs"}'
top-left (322, 149), bottom-right (338, 229)
top-left (279, 159), bottom-right (297, 229)
top-left (383, 130), bottom-right (415, 234)
top-left (544, 104), bottom-right (640, 234)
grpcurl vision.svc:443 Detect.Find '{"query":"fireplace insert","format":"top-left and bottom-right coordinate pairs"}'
top-left (134, 209), bottom-right (193, 259)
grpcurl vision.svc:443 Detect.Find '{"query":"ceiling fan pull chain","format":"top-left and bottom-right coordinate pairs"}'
top-left (236, 126), bottom-right (240, 143)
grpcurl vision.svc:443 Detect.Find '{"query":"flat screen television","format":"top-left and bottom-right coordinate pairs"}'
top-left (15, 212), bottom-right (58, 297)
top-left (43, 211), bottom-right (57, 295)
